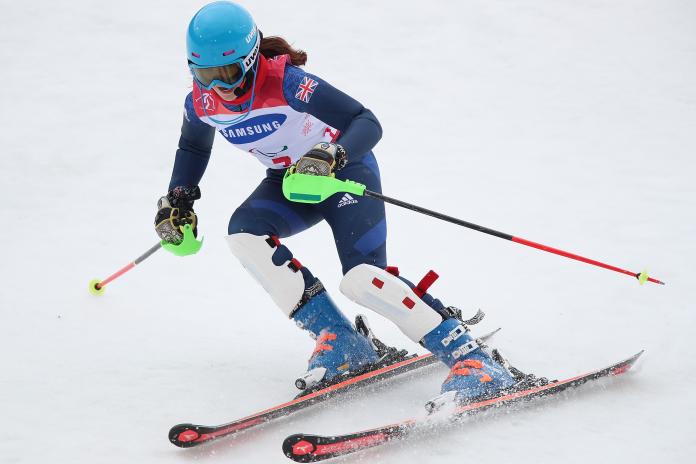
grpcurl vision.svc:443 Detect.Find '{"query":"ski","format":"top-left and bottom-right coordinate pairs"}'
top-left (168, 352), bottom-right (438, 447)
top-left (282, 350), bottom-right (644, 462)
top-left (169, 325), bottom-right (500, 448)
top-left (169, 326), bottom-right (499, 447)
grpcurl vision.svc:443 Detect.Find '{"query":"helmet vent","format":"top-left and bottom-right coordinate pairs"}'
top-left (222, 49), bottom-right (236, 56)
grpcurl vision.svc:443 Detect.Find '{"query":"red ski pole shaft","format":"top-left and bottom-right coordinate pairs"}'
top-left (364, 190), bottom-right (665, 285)
top-left (90, 242), bottom-right (162, 294)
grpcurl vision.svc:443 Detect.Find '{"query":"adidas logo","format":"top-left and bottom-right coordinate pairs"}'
top-left (337, 193), bottom-right (358, 208)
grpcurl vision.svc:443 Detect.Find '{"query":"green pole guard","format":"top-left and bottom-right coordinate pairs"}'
top-left (162, 224), bottom-right (203, 257)
top-left (282, 167), bottom-right (366, 204)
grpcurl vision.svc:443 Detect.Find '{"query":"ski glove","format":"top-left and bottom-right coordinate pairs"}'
top-left (154, 186), bottom-right (200, 244)
top-left (295, 142), bottom-right (347, 176)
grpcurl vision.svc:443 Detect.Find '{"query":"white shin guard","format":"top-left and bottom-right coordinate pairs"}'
top-left (226, 233), bottom-right (305, 317)
top-left (339, 264), bottom-right (442, 343)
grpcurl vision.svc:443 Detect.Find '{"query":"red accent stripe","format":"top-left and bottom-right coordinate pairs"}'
top-left (193, 417), bottom-right (265, 443)
top-left (610, 364), bottom-right (631, 375)
top-left (301, 354), bottom-right (640, 456)
top-left (313, 434), bottom-right (388, 456)
top-left (324, 127), bottom-right (341, 142)
top-left (290, 258), bottom-right (302, 271)
top-left (200, 354), bottom-right (432, 441)
top-left (385, 266), bottom-right (400, 276)
top-left (511, 236), bottom-right (664, 284)
top-left (372, 278), bottom-right (384, 289)
top-left (269, 235), bottom-right (281, 247)
top-left (453, 362), bottom-right (631, 415)
top-left (312, 332), bottom-right (337, 355)
top-left (414, 270), bottom-right (438, 297)
top-left (98, 262), bottom-right (136, 287)
top-left (402, 297), bottom-right (415, 309)
top-left (312, 344), bottom-right (334, 355)
top-left (317, 332), bottom-right (337, 343)
top-left (190, 355), bottom-right (434, 443)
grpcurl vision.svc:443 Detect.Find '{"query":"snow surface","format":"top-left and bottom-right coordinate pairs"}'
top-left (1, 0), bottom-right (695, 463)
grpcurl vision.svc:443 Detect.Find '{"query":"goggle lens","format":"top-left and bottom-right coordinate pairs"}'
top-left (192, 63), bottom-right (244, 88)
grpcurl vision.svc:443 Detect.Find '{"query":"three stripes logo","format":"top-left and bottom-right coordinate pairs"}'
top-left (337, 193), bottom-right (358, 208)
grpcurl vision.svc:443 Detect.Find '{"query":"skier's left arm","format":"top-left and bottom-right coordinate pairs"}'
top-left (284, 67), bottom-right (383, 159)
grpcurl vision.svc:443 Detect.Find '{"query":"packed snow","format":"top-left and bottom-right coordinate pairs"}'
top-left (1, 0), bottom-right (694, 463)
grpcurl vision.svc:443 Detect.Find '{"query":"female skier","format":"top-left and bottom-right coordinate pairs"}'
top-left (155, 1), bottom-right (538, 407)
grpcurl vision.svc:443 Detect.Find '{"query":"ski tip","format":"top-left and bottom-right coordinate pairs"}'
top-left (609, 350), bottom-right (645, 376)
top-left (627, 350), bottom-right (645, 363)
top-left (478, 327), bottom-right (501, 342)
top-left (283, 434), bottom-right (321, 463)
top-left (169, 423), bottom-right (203, 448)
top-left (283, 431), bottom-right (390, 462)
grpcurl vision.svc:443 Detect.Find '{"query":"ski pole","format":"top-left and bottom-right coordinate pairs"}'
top-left (89, 224), bottom-right (203, 295)
top-left (89, 242), bottom-right (162, 295)
top-left (363, 190), bottom-right (665, 285)
top-left (281, 171), bottom-right (665, 286)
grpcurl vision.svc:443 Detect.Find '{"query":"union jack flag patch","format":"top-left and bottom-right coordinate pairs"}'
top-left (295, 76), bottom-right (318, 103)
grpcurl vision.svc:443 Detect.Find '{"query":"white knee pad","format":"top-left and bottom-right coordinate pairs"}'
top-left (226, 233), bottom-right (305, 317)
top-left (339, 264), bottom-right (442, 343)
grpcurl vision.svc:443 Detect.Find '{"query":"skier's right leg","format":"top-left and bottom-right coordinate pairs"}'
top-left (340, 264), bottom-right (518, 406)
top-left (315, 152), bottom-right (517, 404)
top-left (226, 171), bottom-right (378, 389)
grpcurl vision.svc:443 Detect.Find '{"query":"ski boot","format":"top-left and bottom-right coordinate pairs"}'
top-left (422, 317), bottom-right (516, 411)
top-left (422, 313), bottom-right (551, 412)
top-left (292, 290), bottom-right (385, 394)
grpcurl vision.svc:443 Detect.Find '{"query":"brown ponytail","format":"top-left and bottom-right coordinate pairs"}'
top-left (260, 35), bottom-right (307, 66)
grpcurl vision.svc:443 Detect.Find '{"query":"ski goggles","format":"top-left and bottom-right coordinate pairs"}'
top-left (189, 35), bottom-right (261, 91)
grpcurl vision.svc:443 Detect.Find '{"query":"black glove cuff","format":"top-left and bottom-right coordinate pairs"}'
top-left (334, 144), bottom-right (348, 171)
top-left (167, 185), bottom-right (201, 209)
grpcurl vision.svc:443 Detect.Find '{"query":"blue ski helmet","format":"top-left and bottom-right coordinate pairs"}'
top-left (186, 2), bottom-right (261, 89)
